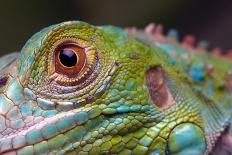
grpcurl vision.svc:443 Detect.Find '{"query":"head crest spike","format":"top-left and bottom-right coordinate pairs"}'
top-left (144, 23), bottom-right (156, 35)
top-left (181, 35), bottom-right (196, 50)
top-left (211, 47), bottom-right (223, 57)
top-left (167, 29), bottom-right (179, 41)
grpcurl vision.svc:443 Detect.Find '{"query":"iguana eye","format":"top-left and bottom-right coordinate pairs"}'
top-left (55, 43), bottom-right (86, 77)
top-left (21, 21), bottom-right (116, 101)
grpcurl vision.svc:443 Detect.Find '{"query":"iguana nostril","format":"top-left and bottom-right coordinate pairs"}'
top-left (0, 74), bottom-right (8, 87)
top-left (59, 49), bottom-right (77, 67)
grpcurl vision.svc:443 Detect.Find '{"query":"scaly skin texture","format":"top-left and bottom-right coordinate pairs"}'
top-left (0, 21), bottom-right (231, 155)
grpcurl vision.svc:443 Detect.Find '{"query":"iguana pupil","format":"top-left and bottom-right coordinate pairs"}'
top-left (54, 43), bottom-right (86, 77)
top-left (59, 49), bottom-right (77, 67)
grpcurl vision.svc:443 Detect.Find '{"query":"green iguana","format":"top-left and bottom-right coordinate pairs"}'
top-left (0, 21), bottom-right (232, 155)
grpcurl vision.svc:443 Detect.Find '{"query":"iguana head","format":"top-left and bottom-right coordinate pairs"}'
top-left (0, 21), bottom-right (226, 154)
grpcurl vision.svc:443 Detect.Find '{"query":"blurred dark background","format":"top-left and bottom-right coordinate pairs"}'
top-left (0, 0), bottom-right (232, 56)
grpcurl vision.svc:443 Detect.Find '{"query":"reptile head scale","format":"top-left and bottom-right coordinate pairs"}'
top-left (0, 21), bottom-right (231, 155)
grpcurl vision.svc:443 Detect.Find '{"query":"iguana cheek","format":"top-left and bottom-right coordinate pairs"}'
top-left (167, 123), bottom-right (206, 155)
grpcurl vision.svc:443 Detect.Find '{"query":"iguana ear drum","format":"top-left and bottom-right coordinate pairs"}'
top-left (145, 66), bottom-right (174, 110)
top-left (55, 43), bottom-right (86, 77)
